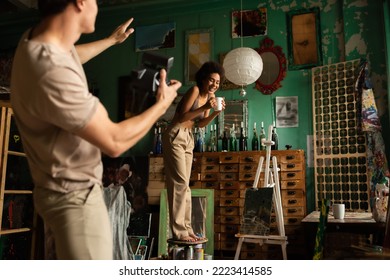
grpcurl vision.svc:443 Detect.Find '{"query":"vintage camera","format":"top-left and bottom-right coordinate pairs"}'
top-left (130, 52), bottom-right (174, 95)
top-left (125, 52), bottom-right (174, 116)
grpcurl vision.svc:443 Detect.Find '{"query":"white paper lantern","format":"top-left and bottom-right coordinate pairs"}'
top-left (223, 47), bottom-right (263, 86)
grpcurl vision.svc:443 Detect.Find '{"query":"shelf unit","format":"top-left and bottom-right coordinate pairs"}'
top-left (0, 101), bottom-right (37, 259)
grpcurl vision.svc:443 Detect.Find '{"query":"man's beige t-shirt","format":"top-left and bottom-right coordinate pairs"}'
top-left (10, 30), bottom-right (102, 193)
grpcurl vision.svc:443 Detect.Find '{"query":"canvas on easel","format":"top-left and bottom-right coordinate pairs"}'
top-left (234, 124), bottom-right (288, 260)
top-left (240, 188), bottom-right (273, 236)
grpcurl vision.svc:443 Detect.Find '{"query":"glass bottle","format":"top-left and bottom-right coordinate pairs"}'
top-left (229, 124), bottom-right (237, 152)
top-left (222, 130), bottom-right (229, 151)
top-left (239, 122), bottom-right (248, 151)
top-left (251, 122), bottom-right (259, 151)
top-left (259, 121), bottom-right (266, 150)
top-left (155, 127), bottom-right (163, 154)
top-left (152, 127), bottom-right (158, 154)
top-left (193, 127), bottom-right (199, 152)
top-left (201, 127), bottom-right (206, 152)
top-left (208, 125), bottom-right (213, 152)
top-left (195, 127), bottom-right (204, 152)
top-left (271, 122), bottom-right (278, 150)
top-left (213, 124), bottom-right (218, 152)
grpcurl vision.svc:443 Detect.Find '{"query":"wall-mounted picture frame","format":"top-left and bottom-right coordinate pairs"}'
top-left (231, 7), bottom-right (267, 38)
top-left (135, 22), bottom-right (175, 52)
top-left (185, 28), bottom-right (213, 85)
top-left (286, 7), bottom-right (322, 70)
top-left (275, 96), bottom-right (299, 128)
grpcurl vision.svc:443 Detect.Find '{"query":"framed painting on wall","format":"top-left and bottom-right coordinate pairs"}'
top-left (231, 7), bottom-right (267, 38)
top-left (275, 96), bottom-right (299, 128)
top-left (135, 22), bottom-right (175, 52)
top-left (185, 28), bottom-right (213, 85)
top-left (286, 8), bottom-right (322, 70)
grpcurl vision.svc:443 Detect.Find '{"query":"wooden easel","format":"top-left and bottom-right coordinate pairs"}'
top-left (234, 125), bottom-right (288, 260)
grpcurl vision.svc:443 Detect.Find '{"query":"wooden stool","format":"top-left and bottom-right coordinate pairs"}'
top-left (167, 238), bottom-right (208, 260)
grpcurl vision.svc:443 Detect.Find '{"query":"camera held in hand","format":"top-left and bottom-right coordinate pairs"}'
top-left (126, 52), bottom-right (174, 115)
top-left (130, 52), bottom-right (174, 96)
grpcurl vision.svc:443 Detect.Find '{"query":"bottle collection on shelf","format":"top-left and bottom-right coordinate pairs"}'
top-left (152, 121), bottom-right (279, 154)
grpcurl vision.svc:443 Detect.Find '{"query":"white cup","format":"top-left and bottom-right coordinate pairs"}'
top-left (332, 203), bottom-right (345, 219)
top-left (215, 97), bottom-right (223, 111)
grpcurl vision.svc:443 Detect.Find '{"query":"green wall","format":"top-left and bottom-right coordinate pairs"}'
top-left (0, 0), bottom-right (388, 212)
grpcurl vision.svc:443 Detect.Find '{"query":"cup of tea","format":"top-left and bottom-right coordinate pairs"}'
top-left (215, 97), bottom-right (223, 111)
top-left (332, 203), bottom-right (345, 219)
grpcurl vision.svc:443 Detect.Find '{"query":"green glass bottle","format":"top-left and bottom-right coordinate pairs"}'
top-left (251, 122), bottom-right (259, 151)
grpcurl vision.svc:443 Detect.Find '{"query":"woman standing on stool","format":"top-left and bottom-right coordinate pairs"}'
top-left (162, 61), bottom-right (225, 242)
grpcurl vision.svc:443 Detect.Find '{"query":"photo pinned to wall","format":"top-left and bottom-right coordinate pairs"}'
top-left (135, 22), bottom-right (175, 52)
top-left (276, 96), bottom-right (298, 128)
top-left (231, 7), bottom-right (267, 38)
top-left (185, 28), bottom-right (213, 85)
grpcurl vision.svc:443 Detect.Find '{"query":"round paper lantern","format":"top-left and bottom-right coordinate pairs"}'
top-left (223, 47), bottom-right (263, 86)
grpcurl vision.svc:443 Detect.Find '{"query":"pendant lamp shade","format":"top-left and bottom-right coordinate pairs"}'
top-left (223, 47), bottom-right (263, 86)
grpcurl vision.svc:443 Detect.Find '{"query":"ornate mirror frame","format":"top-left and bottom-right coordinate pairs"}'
top-left (255, 37), bottom-right (287, 95)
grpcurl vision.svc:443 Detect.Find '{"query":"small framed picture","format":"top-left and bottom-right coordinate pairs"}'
top-left (276, 96), bottom-right (299, 128)
top-left (231, 8), bottom-right (267, 38)
top-left (135, 22), bottom-right (175, 52)
top-left (184, 28), bottom-right (213, 85)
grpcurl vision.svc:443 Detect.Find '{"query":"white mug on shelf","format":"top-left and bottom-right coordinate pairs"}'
top-left (332, 203), bottom-right (345, 219)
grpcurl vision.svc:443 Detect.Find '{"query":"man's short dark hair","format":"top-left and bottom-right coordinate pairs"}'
top-left (38, 0), bottom-right (76, 17)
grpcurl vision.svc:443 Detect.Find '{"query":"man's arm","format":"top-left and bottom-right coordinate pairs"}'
top-left (77, 69), bottom-right (181, 157)
top-left (76, 18), bottom-right (134, 64)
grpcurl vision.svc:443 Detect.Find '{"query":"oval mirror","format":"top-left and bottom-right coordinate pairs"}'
top-left (255, 37), bottom-right (287, 95)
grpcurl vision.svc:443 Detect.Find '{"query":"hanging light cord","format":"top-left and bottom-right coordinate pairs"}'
top-left (240, 0), bottom-right (244, 92)
top-left (240, 0), bottom-right (243, 47)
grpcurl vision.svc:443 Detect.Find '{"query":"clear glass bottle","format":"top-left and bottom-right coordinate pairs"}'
top-left (213, 124), bottom-right (218, 152)
top-left (200, 127), bottom-right (206, 152)
top-left (152, 127), bottom-right (158, 154)
top-left (271, 121), bottom-right (278, 150)
top-left (208, 125), bottom-right (213, 152)
top-left (229, 124), bottom-right (237, 152)
top-left (239, 122), bottom-right (248, 151)
top-left (259, 121), bottom-right (266, 150)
